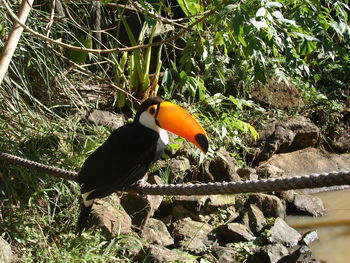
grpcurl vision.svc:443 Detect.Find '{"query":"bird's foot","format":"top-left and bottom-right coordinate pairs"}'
top-left (130, 179), bottom-right (149, 196)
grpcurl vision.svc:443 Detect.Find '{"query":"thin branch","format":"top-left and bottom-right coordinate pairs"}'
top-left (0, 0), bottom-right (34, 84)
top-left (45, 0), bottom-right (56, 37)
top-left (1, 0), bottom-right (227, 54)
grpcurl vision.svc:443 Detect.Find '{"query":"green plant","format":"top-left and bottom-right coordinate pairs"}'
top-left (195, 94), bottom-right (260, 155)
top-left (110, 16), bottom-right (164, 107)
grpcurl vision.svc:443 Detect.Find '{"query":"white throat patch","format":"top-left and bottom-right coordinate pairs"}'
top-left (139, 111), bottom-right (169, 145)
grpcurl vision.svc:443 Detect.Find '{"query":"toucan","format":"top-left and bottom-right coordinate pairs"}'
top-left (76, 96), bottom-right (208, 234)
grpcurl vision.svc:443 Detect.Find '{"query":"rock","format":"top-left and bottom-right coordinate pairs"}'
top-left (171, 204), bottom-right (201, 221)
top-left (0, 237), bottom-right (13, 263)
top-left (173, 195), bottom-right (208, 210)
top-left (250, 78), bottom-right (303, 110)
top-left (278, 190), bottom-right (296, 203)
top-left (167, 157), bottom-right (191, 182)
top-left (292, 194), bottom-right (325, 216)
top-left (330, 109), bottom-right (350, 153)
top-left (299, 231), bottom-right (319, 246)
top-left (279, 245), bottom-right (319, 263)
top-left (141, 218), bottom-right (174, 247)
top-left (203, 147), bottom-right (241, 182)
top-left (264, 147), bottom-right (350, 180)
top-left (246, 194), bottom-right (286, 219)
top-left (216, 223), bottom-right (255, 244)
top-left (172, 217), bottom-right (214, 252)
top-left (242, 204), bottom-right (267, 234)
top-left (251, 116), bottom-right (320, 162)
top-left (87, 109), bottom-right (125, 131)
top-left (236, 167), bottom-right (258, 181)
top-left (268, 218), bottom-right (301, 247)
top-left (120, 192), bottom-right (163, 228)
top-left (172, 195), bottom-right (235, 218)
top-left (117, 235), bottom-right (143, 257)
top-left (135, 244), bottom-right (197, 263)
top-left (212, 246), bottom-right (236, 263)
top-left (204, 195), bottom-right (236, 213)
top-left (256, 164), bottom-right (285, 179)
top-left (201, 253), bottom-right (220, 263)
top-left (212, 206), bottom-right (239, 225)
top-left (331, 128), bottom-right (350, 153)
top-left (91, 199), bottom-right (132, 237)
top-left (247, 244), bottom-right (289, 263)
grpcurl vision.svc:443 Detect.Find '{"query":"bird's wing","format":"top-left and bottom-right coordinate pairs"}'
top-left (86, 162), bottom-right (149, 200)
top-left (77, 123), bottom-right (161, 199)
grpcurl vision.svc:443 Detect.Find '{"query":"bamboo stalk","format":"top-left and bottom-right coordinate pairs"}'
top-left (0, 0), bottom-right (34, 85)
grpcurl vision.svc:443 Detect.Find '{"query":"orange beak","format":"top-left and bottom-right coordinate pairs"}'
top-left (156, 101), bottom-right (208, 153)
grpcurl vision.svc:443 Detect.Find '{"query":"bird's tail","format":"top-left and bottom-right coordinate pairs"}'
top-left (76, 203), bottom-right (93, 235)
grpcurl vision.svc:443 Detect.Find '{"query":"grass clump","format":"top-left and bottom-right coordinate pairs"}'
top-left (0, 106), bottom-right (139, 261)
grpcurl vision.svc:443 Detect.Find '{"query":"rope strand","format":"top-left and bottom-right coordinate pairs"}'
top-left (0, 152), bottom-right (78, 181)
top-left (1, 152), bottom-right (350, 195)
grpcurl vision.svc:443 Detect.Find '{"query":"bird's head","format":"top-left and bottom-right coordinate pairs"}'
top-left (135, 97), bottom-right (208, 153)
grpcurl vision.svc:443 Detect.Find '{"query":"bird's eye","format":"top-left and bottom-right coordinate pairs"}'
top-left (149, 106), bottom-right (156, 115)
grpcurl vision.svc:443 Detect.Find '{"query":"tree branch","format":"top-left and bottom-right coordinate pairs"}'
top-left (0, 0), bottom-right (34, 84)
top-left (1, 0), bottom-right (227, 54)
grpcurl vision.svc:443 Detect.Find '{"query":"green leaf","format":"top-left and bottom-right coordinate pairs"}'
top-left (67, 35), bottom-right (91, 65)
top-left (177, 0), bottom-right (202, 16)
top-left (256, 7), bottom-right (266, 17)
top-left (266, 1), bottom-right (283, 8)
top-left (293, 32), bottom-right (319, 42)
top-left (300, 40), bottom-right (317, 55)
top-left (232, 11), bottom-right (247, 47)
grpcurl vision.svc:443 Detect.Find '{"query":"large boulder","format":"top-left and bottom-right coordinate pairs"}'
top-left (263, 147), bottom-right (350, 178)
top-left (250, 116), bottom-right (320, 162)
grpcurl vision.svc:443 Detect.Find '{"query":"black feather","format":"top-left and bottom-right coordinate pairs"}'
top-left (76, 203), bottom-right (93, 235)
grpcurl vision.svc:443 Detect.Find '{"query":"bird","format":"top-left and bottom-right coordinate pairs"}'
top-left (76, 96), bottom-right (208, 234)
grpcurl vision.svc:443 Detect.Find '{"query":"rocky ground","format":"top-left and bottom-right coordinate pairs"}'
top-left (83, 110), bottom-right (349, 262)
top-left (1, 109), bottom-right (349, 263)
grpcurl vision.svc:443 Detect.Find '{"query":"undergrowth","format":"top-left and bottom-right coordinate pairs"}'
top-left (0, 108), bottom-right (135, 261)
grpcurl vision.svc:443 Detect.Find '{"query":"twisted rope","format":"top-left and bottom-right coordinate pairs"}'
top-left (1, 152), bottom-right (350, 195)
top-left (0, 152), bottom-right (77, 181)
top-left (138, 171), bottom-right (350, 195)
